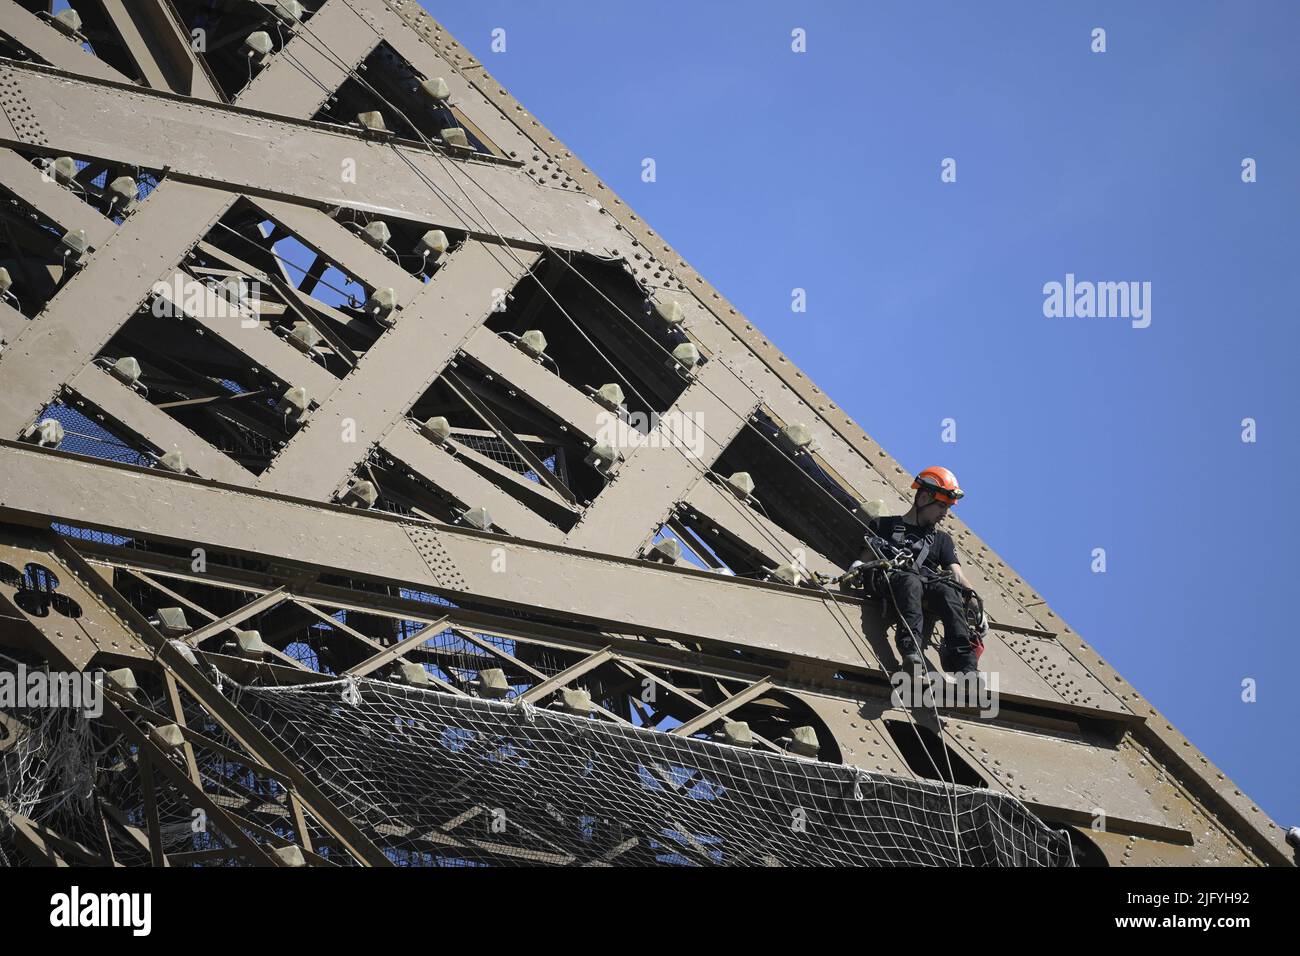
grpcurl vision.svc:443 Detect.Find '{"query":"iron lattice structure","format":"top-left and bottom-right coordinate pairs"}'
top-left (0, 0), bottom-right (1287, 867)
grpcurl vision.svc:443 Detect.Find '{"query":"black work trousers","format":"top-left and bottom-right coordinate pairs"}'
top-left (884, 568), bottom-right (976, 669)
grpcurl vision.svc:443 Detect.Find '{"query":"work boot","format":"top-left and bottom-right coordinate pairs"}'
top-left (939, 643), bottom-right (978, 676)
top-left (896, 638), bottom-right (924, 670)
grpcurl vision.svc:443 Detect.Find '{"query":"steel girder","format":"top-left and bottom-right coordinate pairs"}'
top-left (0, 0), bottom-right (1288, 867)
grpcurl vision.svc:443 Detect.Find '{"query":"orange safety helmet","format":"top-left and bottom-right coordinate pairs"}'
top-left (912, 466), bottom-right (964, 505)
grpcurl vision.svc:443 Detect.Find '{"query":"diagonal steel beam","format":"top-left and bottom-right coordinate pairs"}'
top-left (442, 368), bottom-right (576, 506)
top-left (668, 676), bottom-right (775, 738)
top-left (683, 476), bottom-right (840, 577)
top-left (180, 586), bottom-right (291, 646)
top-left (162, 671), bottom-right (202, 788)
top-left (154, 261), bottom-right (341, 401)
top-left (562, 363), bottom-right (758, 556)
top-left (123, 568), bottom-right (218, 622)
top-left (518, 646), bottom-right (614, 704)
top-left (0, 179), bottom-right (235, 436)
top-left (0, 2), bottom-right (130, 83)
top-left (379, 428), bottom-right (507, 520)
top-left (235, 0), bottom-right (376, 117)
top-left (0, 299), bottom-right (26, 347)
top-left (98, 692), bottom-right (280, 867)
top-left (67, 364), bottom-right (253, 483)
top-left (251, 199), bottom-right (425, 302)
top-left (459, 324), bottom-right (609, 444)
top-left (0, 527), bottom-right (390, 863)
top-left (342, 616), bottom-right (448, 678)
top-left (380, 422), bottom-right (575, 536)
top-left (290, 597), bottom-right (465, 691)
top-left (256, 241), bottom-right (539, 499)
top-left (132, 0), bottom-right (224, 100)
top-left (99, 799), bottom-right (164, 864)
top-left (0, 798), bottom-right (103, 866)
top-left (615, 660), bottom-right (788, 753)
top-left (0, 147), bottom-right (117, 247)
top-left (95, 0), bottom-right (224, 98)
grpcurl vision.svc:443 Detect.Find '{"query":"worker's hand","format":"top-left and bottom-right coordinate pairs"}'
top-left (963, 589), bottom-right (988, 634)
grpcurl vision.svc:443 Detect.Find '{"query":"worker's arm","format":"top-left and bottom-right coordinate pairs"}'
top-left (948, 562), bottom-right (975, 592)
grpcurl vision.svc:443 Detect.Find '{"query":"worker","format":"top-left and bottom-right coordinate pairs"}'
top-left (860, 466), bottom-right (984, 675)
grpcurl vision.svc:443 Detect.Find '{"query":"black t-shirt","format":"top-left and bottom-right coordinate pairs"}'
top-left (867, 516), bottom-right (958, 573)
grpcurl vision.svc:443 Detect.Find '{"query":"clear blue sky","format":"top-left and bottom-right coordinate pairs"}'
top-left (427, 1), bottom-right (1300, 829)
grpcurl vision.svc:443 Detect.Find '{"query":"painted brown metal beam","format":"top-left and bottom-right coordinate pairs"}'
top-left (153, 263), bottom-right (341, 402)
top-left (256, 242), bottom-right (539, 499)
top-left (682, 476), bottom-right (840, 577)
top-left (66, 364), bottom-right (253, 484)
top-left (235, 0), bottom-right (376, 116)
top-left (343, 616), bottom-right (448, 678)
top-left (442, 367), bottom-right (576, 505)
top-left (517, 646), bottom-right (613, 705)
top-left (95, 0), bottom-right (219, 98)
top-left (0, 147), bottom-right (117, 247)
top-left (98, 691), bottom-right (280, 867)
top-left (179, 586), bottom-right (290, 646)
top-left (0, 299), bottom-right (26, 345)
top-left (379, 421), bottom-right (567, 541)
top-left (668, 676), bottom-right (775, 738)
top-left (0, 1), bottom-right (131, 83)
top-left (0, 179), bottom-right (235, 436)
top-left (0, 60), bottom-right (610, 253)
top-left (0, 525), bottom-right (395, 864)
top-left (0, 798), bottom-right (100, 866)
top-left (562, 364), bottom-right (757, 555)
top-left (0, 442), bottom-right (886, 676)
top-left (458, 324), bottom-right (609, 444)
top-left (251, 199), bottom-right (425, 301)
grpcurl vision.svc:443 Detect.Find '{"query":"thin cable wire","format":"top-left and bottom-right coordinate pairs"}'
top-left (234, 22), bottom-right (973, 859)
top-left (230, 21), bottom-right (923, 687)
top-left (282, 22), bottom-right (888, 568)
top-left (282, 24), bottom-right (938, 698)
top-left (211, 220), bottom-right (363, 307)
top-left (276, 11), bottom-right (961, 742)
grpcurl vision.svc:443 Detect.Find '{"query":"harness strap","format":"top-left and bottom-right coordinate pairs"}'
top-left (887, 522), bottom-right (933, 572)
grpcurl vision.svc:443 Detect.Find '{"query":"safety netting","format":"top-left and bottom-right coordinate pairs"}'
top-left (1, 655), bottom-right (1075, 866)
top-left (228, 677), bottom-right (1075, 867)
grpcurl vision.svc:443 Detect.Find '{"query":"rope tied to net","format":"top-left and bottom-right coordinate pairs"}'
top-left (508, 695), bottom-right (539, 724)
top-left (341, 676), bottom-right (362, 708)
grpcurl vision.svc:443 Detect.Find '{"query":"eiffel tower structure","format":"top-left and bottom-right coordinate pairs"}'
top-left (0, 0), bottom-right (1288, 868)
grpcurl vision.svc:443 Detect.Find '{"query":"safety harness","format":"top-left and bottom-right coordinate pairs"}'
top-left (883, 520), bottom-right (934, 573)
top-left (856, 520), bottom-right (987, 660)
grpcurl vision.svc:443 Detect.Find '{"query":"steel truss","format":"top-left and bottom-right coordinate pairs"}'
top-left (0, 0), bottom-right (1287, 866)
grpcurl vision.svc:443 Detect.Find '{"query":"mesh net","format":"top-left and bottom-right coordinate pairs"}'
top-left (452, 431), bottom-right (565, 486)
top-left (0, 655), bottom-right (241, 867)
top-left (230, 677), bottom-right (1075, 867)
top-left (2, 656), bottom-right (1074, 867)
top-left (0, 654), bottom-right (107, 867)
top-left (0, 694), bottom-right (97, 867)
